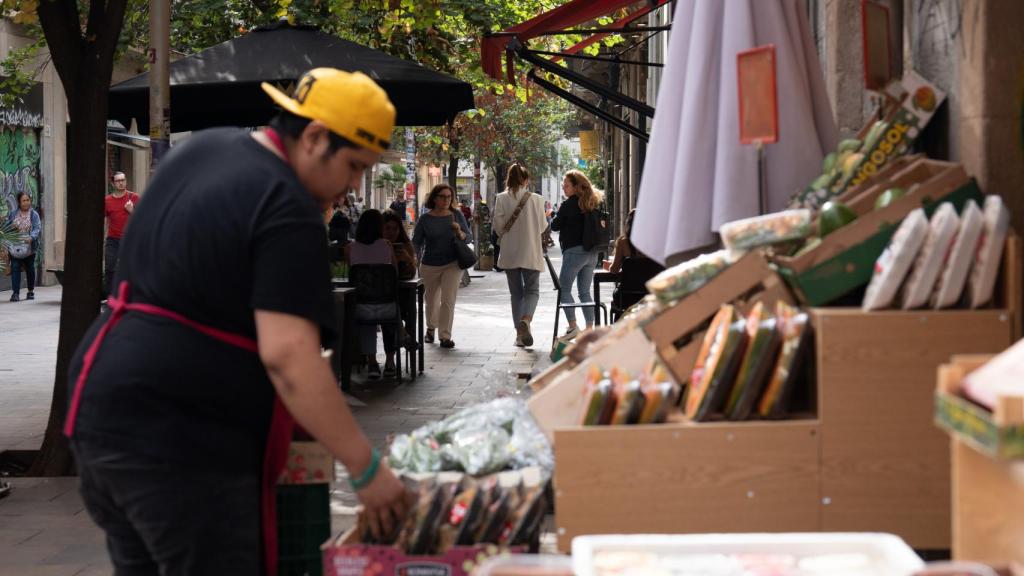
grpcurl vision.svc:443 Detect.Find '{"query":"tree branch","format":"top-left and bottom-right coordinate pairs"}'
top-left (96, 0), bottom-right (130, 71)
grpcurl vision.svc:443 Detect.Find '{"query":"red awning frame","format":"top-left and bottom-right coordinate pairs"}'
top-left (481, 0), bottom-right (672, 84)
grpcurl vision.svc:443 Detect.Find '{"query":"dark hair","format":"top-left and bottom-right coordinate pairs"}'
top-left (268, 110), bottom-right (358, 155)
top-left (355, 209), bottom-right (384, 245)
top-left (505, 163), bottom-right (529, 191)
top-left (382, 209), bottom-right (411, 244)
top-left (15, 192), bottom-right (31, 206)
top-left (623, 209), bottom-right (637, 255)
top-left (425, 183), bottom-right (455, 210)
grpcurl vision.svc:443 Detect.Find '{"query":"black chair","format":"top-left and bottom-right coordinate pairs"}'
top-left (609, 257), bottom-right (665, 322)
top-left (544, 253), bottom-right (607, 343)
top-left (349, 264), bottom-right (403, 383)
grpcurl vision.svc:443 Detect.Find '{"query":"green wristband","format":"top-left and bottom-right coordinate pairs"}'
top-left (349, 448), bottom-right (381, 491)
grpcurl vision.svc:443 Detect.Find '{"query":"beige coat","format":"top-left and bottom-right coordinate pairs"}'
top-left (493, 188), bottom-right (547, 272)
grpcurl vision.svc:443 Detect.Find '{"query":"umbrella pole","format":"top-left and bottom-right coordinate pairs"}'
top-left (757, 140), bottom-right (767, 215)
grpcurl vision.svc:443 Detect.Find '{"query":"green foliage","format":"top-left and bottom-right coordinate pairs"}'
top-left (377, 162), bottom-right (407, 192)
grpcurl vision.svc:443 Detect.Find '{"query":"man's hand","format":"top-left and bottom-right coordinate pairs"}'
top-left (356, 463), bottom-right (409, 541)
top-left (124, 199), bottom-right (134, 214)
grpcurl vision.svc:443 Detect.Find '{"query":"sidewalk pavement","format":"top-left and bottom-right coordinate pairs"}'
top-left (0, 252), bottom-right (569, 575)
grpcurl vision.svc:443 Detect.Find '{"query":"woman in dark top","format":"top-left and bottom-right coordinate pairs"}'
top-left (551, 170), bottom-right (604, 338)
top-left (412, 183), bottom-right (471, 348)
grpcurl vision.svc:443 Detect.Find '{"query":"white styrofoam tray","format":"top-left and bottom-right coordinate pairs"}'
top-left (572, 533), bottom-right (924, 576)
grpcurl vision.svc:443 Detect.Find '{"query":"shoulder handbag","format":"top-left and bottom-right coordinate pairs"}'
top-left (450, 214), bottom-right (477, 270)
top-left (495, 190), bottom-right (533, 245)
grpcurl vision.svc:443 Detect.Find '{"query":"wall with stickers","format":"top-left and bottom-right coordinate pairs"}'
top-left (0, 81), bottom-right (44, 292)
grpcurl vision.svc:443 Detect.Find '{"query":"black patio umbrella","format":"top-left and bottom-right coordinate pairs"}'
top-left (108, 21), bottom-right (475, 132)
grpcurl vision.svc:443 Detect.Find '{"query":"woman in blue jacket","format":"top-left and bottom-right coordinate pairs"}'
top-left (6, 192), bottom-right (41, 302)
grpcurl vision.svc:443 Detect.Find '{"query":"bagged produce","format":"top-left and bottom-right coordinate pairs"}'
top-left (757, 303), bottom-right (811, 419)
top-left (862, 208), bottom-right (929, 311)
top-left (610, 379), bottom-right (645, 425)
top-left (685, 305), bottom-right (749, 421)
top-left (725, 302), bottom-right (781, 421)
top-left (719, 209), bottom-right (812, 251)
top-left (901, 203), bottom-right (959, 309)
top-left (932, 200), bottom-right (984, 309)
top-left (967, 195), bottom-right (1010, 308)
top-left (389, 398), bottom-right (553, 477)
top-left (646, 250), bottom-right (732, 305)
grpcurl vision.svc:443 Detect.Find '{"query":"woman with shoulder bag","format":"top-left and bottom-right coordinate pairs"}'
top-left (550, 170), bottom-right (604, 338)
top-left (493, 163), bottom-right (547, 347)
top-left (6, 192), bottom-right (41, 302)
top-left (412, 183), bottom-right (472, 349)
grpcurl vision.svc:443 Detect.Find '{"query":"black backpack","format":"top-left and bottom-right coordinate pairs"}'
top-left (582, 205), bottom-right (611, 251)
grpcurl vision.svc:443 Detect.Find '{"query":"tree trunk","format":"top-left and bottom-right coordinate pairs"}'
top-left (29, 0), bottom-right (128, 476)
top-left (29, 88), bottom-right (108, 476)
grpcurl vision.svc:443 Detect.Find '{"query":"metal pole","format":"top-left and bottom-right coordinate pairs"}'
top-left (757, 141), bottom-right (767, 215)
top-left (148, 0), bottom-right (170, 173)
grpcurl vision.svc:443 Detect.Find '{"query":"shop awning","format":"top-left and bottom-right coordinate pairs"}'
top-left (481, 0), bottom-right (672, 141)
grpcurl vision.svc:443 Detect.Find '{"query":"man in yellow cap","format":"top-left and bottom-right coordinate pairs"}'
top-left (66, 68), bottom-right (407, 575)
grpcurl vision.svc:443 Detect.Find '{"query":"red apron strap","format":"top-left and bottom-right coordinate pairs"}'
top-left (261, 396), bottom-right (295, 576)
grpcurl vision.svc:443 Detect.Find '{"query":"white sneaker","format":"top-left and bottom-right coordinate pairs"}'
top-left (514, 336), bottom-right (525, 347)
top-left (563, 326), bottom-right (580, 340)
top-left (517, 319), bottom-right (534, 347)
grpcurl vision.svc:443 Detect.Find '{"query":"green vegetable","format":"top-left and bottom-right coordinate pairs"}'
top-left (818, 201), bottom-right (857, 238)
top-left (838, 138), bottom-right (863, 154)
top-left (821, 152), bottom-right (837, 174)
top-left (863, 120), bottom-right (888, 152)
top-left (874, 187), bottom-right (907, 210)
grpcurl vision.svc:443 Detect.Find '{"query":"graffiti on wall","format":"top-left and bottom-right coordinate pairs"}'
top-left (0, 127), bottom-right (40, 222)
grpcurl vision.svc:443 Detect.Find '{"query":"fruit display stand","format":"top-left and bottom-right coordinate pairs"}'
top-left (935, 355), bottom-right (1024, 565)
top-left (527, 237), bottom-right (1021, 553)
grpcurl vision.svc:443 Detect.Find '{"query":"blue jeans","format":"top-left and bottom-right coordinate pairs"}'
top-left (505, 268), bottom-right (540, 326)
top-left (559, 246), bottom-right (599, 325)
top-left (10, 252), bottom-right (35, 294)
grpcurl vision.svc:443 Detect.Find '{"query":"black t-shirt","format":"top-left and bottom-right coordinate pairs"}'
top-left (69, 128), bottom-right (336, 473)
top-left (551, 195), bottom-right (584, 250)
top-left (389, 200), bottom-right (407, 220)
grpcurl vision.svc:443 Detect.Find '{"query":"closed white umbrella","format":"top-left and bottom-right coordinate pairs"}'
top-left (633, 0), bottom-right (837, 264)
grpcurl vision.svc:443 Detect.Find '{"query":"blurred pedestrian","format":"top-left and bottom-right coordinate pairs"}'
top-left (5, 192), bottom-right (41, 302)
top-left (551, 170), bottom-right (605, 338)
top-left (346, 209), bottom-right (400, 380)
top-left (493, 164), bottom-right (546, 347)
top-left (413, 183), bottom-right (471, 349)
top-left (104, 171), bottom-right (138, 295)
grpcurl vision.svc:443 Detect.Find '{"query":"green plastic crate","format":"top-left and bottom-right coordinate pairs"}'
top-left (276, 484), bottom-right (330, 576)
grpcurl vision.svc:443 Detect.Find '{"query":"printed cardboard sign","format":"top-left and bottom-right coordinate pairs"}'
top-left (737, 45), bottom-right (779, 145)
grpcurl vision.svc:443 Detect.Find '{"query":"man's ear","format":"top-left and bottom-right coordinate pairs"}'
top-left (300, 121), bottom-right (331, 156)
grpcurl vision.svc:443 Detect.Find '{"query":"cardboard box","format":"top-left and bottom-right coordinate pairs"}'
top-left (813, 308), bottom-right (1014, 549)
top-left (322, 531), bottom-right (520, 576)
top-left (278, 441), bottom-right (336, 485)
top-left (776, 159), bottom-right (984, 306)
top-left (791, 71), bottom-right (946, 210)
top-left (641, 251), bottom-right (794, 385)
top-left (935, 355), bottom-right (1024, 460)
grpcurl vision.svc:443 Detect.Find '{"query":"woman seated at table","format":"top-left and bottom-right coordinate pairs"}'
top-left (383, 209), bottom-right (418, 349)
top-left (609, 209), bottom-right (664, 319)
top-left (344, 209), bottom-right (400, 380)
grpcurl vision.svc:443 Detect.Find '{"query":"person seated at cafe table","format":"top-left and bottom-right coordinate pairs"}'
top-left (345, 209), bottom-right (401, 380)
top-left (383, 209), bottom-right (419, 350)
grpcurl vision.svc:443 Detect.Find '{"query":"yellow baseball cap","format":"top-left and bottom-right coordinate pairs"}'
top-left (261, 68), bottom-right (396, 153)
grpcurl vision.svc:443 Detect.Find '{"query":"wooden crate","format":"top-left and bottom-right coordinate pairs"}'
top-left (813, 308), bottom-right (1014, 549)
top-left (951, 439), bottom-right (1024, 565)
top-left (553, 418), bottom-right (821, 553)
top-left (642, 252), bottom-right (793, 385)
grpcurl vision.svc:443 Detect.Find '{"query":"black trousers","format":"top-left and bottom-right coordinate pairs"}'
top-left (104, 237), bottom-right (121, 296)
top-left (73, 439), bottom-right (262, 576)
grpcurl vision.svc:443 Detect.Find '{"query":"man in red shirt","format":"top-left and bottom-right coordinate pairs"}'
top-left (104, 172), bottom-right (138, 294)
